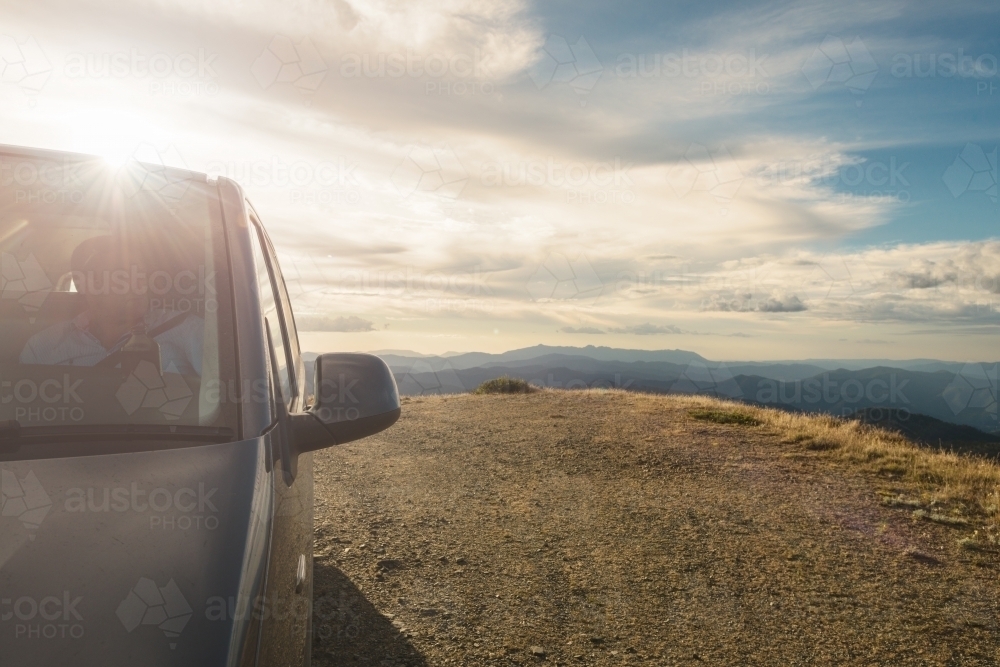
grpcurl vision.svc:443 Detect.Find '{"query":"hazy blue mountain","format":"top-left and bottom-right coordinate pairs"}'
top-left (742, 359), bottom-right (972, 373)
top-left (371, 345), bottom-right (990, 375)
top-left (302, 346), bottom-right (998, 438)
top-left (732, 367), bottom-right (997, 435)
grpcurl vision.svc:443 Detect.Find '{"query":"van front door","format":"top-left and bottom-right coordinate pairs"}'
top-left (249, 213), bottom-right (313, 666)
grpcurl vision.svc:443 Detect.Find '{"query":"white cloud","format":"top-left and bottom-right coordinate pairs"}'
top-left (296, 314), bottom-right (375, 332)
top-left (609, 323), bottom-right (683, 335)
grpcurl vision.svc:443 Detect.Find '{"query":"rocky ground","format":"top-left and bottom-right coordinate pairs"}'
top-left (310, 391), bottom-right (1000, 666)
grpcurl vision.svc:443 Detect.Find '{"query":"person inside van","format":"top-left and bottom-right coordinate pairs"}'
top-left (19, 235), bottom-right (204, 376)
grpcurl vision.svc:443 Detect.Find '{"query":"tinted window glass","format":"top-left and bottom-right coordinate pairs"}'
top-left (0, 154), bottom-right (237, 431)
top-left (248, 218), bottom-right (291, 408)
top-left (261, 229), bottom-right (301, 406)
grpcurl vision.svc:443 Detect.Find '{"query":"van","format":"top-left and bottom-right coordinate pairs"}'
top-left (0, 145), bottom-right (400, 666)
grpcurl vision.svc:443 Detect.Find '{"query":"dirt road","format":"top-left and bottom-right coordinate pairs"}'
top-left (310, 391), bottom-right (999, 666)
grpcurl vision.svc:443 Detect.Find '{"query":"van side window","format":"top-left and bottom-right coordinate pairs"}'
top-left (260, 232), bottom-right (302, 401)
top-left (249, 219), bottom-right (292, 409)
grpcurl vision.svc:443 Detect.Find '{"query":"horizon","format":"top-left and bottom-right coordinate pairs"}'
top-left (298, 338), bottom-right (998, 365)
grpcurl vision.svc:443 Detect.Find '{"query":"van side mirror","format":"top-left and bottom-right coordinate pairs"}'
top-left (291, 353), bottom-right (401, 453)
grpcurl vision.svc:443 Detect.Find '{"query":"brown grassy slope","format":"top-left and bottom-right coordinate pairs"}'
top-left (311, 390), bottom-right (1000, 666)
top-left (687, 396), bottom-right (1000, 541)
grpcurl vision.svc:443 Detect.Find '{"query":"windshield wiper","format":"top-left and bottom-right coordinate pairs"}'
top-left (2, 423), bottom-right (236, 446)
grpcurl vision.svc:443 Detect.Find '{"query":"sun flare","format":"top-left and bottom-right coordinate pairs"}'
top-left (67, 108), bottom-right (166, 167)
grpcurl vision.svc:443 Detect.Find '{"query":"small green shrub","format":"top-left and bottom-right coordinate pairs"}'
top-left (688, 409), bottom-right (761, 426)
top-left (805, 436), bottom-right (841, 451)
top-left (474, 376), bottom-right (536, 395)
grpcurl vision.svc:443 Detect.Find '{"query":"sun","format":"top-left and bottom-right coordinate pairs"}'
top-left (67, 108), bottom-right (167, 167)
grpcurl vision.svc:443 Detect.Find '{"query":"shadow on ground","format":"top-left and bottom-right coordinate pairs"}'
top-left (311, 561), bottom-right (427, 667)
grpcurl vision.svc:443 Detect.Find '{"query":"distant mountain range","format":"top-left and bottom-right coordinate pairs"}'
top-left (304, 345), bottom-right (1000, 439)
top-left (370, 345), bottom-right (708, 370)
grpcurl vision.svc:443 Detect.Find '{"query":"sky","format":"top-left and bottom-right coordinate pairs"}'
top-left (1, 0), bottom-right (998, 360)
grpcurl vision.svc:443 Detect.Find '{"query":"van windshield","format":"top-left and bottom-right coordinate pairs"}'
top-left (0, 153), bottom-right (239, 435)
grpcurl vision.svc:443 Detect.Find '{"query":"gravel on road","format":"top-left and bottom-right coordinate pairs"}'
top-left (310, 391), bottom-right (1000, 666)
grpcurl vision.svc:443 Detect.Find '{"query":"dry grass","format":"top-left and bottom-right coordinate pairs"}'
top-left (688, 408), bottom-right (762, 426)
top-left (670, 393), bottom-right (1000, 545)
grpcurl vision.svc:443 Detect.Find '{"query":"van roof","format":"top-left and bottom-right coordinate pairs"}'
top-left (0, 142), bottom-right (211, 184)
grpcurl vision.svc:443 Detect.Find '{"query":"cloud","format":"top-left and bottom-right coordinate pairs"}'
top-left (296, 315), bottom-right (375, 332)
top-left (894, 261), bottom-right (958, 289)
top-left (702, 294), bottom-right (756, 312)
top-left (702, 292), bottom-right (807, 313)
top-left (757, 293), bottom-right (807, 312)
top-left (561, 326), bottom-right (605, 334)
top-left (609, 323), bottom-right (683, 335)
